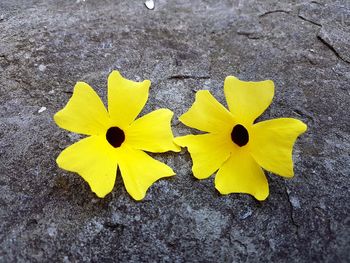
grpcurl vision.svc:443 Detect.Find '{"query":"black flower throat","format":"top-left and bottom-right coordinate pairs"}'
top-left (106, 127), bottom-right (125, 148)
top-left (231, 124), bottom-right (249, 147)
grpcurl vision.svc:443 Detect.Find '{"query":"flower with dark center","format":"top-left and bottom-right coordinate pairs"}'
top-left (54, 71), bottom-right (180, 200)
top-left (175, 76), bottom-right (307, 200)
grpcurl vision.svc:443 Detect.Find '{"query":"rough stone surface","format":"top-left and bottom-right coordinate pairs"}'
top-left (0, 0), bottom-right (349, 262)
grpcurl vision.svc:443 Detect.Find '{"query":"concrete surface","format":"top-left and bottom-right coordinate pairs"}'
top-left (0, 0), bottom-right (349, 262)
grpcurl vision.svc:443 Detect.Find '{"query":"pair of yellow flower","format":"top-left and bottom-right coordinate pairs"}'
top-left (55, 71), bottom-right (307, 201)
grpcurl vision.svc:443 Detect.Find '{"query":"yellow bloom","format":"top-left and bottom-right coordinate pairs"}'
top-left (54, 71), bottom-right (180, 200)
top-left (175, 76), bottom-right (307, 200)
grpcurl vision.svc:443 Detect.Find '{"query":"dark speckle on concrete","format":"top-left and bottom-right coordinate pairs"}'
top-left (0, 0), bottom-right (349, 262)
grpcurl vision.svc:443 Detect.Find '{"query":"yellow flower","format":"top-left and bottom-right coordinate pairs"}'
top-left (174, 76), bottom-right (307, 200)
top-left (54, 71), bottom-right (180, 200)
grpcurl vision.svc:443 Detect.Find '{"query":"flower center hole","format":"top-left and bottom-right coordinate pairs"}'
top-left (231, 124), bottom-right (249, 147)
top-left (106, 127), bottom-right (125, 148)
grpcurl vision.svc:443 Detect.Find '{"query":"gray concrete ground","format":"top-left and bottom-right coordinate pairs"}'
top-left (0, 0), bottom-right (349, 262)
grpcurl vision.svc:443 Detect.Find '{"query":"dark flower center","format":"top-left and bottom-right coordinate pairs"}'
top-left (231, 124), bottom-right (249, 147)
top-left (106, 127), bottom-right (125, 148)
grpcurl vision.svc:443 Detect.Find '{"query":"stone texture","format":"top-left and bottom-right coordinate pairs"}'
top-left (0, 0), bottom-right (349, 262)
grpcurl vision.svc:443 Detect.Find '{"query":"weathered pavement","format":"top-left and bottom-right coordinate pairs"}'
top-left (0, 0), bottom-right (349, 262)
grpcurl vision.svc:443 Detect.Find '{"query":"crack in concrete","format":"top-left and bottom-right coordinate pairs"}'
top-left (236, 31), bottom-right (262, 39)
top-left (297, 15), bottom-right (322, 27)
top-left (168, 75), bottom-right (210, 80)
top-left (259, 10), bottom-right (290, 18)
top-left (284, 184), bottom-right (300, 232)
top-left (259, 8), bottom-right (349, 65)
top-left (317, 35), bottom-right (350, 64)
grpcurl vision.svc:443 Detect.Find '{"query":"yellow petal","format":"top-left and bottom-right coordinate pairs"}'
top-left (54, 82), bottom-right (110, 135)
top-left (108, 71), bottom-right (150, 128)
top-left (126, 109), bottom-right (180, 153)
top-left (56, 136), bottom-right (118, 198)
top-left (179, 90), bottom-right (234, 133)
top-left (224, 76), bottom-right (274, 125)
top-left (215, 149), bottom-right (269, 201)
top-left (174, 133), bottom-right (233, 179)
top-left (249, 118), bottom-right (307, 177)
top-left (116, 145), bottom-right (175, 200)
